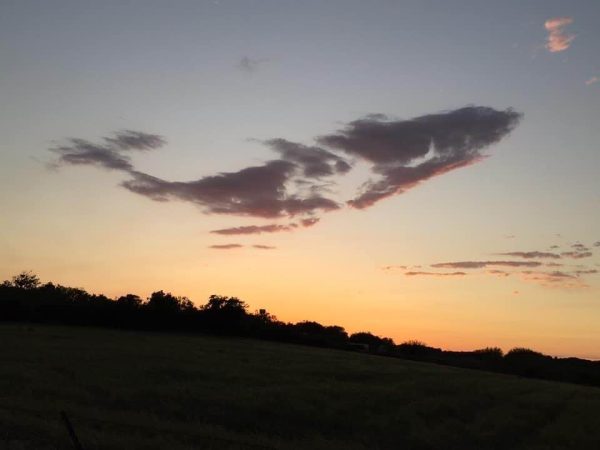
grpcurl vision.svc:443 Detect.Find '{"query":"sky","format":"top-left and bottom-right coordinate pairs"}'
top-left (1, 0), bottom-right (599, 359)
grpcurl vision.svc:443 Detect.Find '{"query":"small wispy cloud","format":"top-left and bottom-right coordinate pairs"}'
top-left (585, 76), bottom-right (599, 86)
top-left (520, 270), bottom-right (587, 289)
top-left (253, 244), bottom-right (276, 250)
top-left (572, 243), bottom-right (590, 251)
top-left (211, 224), bottom-right (294, 235)
top-left (404, 271), bottom-right (466, 277)
top-left (209, 244), bottom-right (243, 250)
top-left (382, 265), bottom-right (408, 271)
top-left (210, 217), bottom-right (320, 236)
top-left (487, 269), bottom-right (510, 277)
top-left (544, 17), bottom-right (575, 53)
top-left (497, 251), bottom-right (561, 259)
top-left (237, 56), bottom-right (269, 73)
top-left (48, 131), bottom-right (166, 172)
top-left (574, 269), bottom-right (598, 275)
top-left (561, 251), bottom-right (592, 259)
top-left (431, 261), bottom-right (542, 269)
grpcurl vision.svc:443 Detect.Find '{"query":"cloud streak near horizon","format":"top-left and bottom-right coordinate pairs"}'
top-left (386, 242), bottom-right (597, 289)
top-left (496, 251), bottom-right (561, 259)
top-left (210, 217), bottom-right (320, 235)
top-left (431, 261), bottom-right (543, 269)
top-left (209, 244), bottom-right (243, 250)
top-left (405, 271), bottom-right (466, 277)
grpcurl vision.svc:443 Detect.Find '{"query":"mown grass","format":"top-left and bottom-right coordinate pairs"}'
top-left (1, 324), bottom-right (599, 449)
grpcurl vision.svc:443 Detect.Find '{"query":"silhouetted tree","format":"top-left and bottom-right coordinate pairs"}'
top-left (200, 295), bottom-right (248, 333)
top-left (349, 332), bottom-right (395, 353)
top-left (11, 271), bottom-right (40, 290)
top-left (292, 321), bottom-right (348, 347)
top-left (147, 291), bottom-right (193, 314)
top-left (2, 271), bottom-right (600, 388)
top-left (116, 294), bottom-right (143, 309)
top-left (472, 347), bottom-right (504, 359)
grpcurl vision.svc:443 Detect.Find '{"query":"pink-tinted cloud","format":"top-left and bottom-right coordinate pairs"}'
top-left (300, 217), bottom-right (320, 228)
top-left (586, 77), bottom-right (599, 86)
top-left (209, 244), bottom-right (243, 250)
top-left (544, 17), bottom-right (575, 53)
top-left (253, 245), bottom-right (276, 250)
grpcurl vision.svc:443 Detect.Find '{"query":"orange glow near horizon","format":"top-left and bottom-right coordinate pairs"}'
top-left (2, 2), bottom-right (600, 363)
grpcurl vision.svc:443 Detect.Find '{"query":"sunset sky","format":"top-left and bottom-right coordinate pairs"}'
top-left (1, 0), bottom-right (599, 359)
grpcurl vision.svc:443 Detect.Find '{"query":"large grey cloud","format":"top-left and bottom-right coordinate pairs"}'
top-left (264, 139), bottom-right (351, 178)
top-left (317, 106), bottom-right (522, 208)
top-left (49, 105), bottom-right (522, 225)
top-left (122, 162), bottom-right (340, 218)
top-left (50, 132), bottom-right (342, 219)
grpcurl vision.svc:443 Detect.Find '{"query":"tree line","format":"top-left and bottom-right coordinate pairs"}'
top-left (1, 271), bottom-right (599, 387)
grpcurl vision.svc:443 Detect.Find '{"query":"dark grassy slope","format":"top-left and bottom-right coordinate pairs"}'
top-left (1, 325), bottom-right (599, 450)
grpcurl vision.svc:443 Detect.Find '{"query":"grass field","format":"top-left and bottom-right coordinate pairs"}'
top-left (1, 324), bottom-right (599, 450)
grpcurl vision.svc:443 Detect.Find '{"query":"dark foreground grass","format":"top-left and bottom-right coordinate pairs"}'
top-left (1, 324), bottom-right (599, 450)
